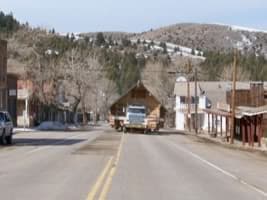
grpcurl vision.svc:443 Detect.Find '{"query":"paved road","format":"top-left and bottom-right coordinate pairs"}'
top-left (108, 132), bottom-right (267, 200)
top-left (0, 127), bottom-right (267, 200)
top-left (0, 127), bottom-right (121, 200)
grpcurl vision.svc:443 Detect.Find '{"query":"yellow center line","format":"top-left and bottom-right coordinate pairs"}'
top-left (98, 133), bottom-right (125, 200)
top-left (86, 132), bottom-right (125, 200)
top-left (86, 156), bottom-right (114, 200)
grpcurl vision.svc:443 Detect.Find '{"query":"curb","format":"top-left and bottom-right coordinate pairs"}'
top-left (181, 131), bottom-right (267, 156)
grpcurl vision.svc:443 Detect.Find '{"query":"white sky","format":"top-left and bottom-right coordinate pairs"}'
top-left (1, 0), bottom-right (267, 33)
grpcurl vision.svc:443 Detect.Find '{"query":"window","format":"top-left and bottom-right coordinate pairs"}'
top-left (128, 108), bottom-right (146, 114)
top-left (180, 96), bottom-right (186, 103)
top-left (180, 96), bottom-right (199, 104)
top-left (5, 113), bottom-right (11, 122)
top-left (192, 97), bottom-right (199, 104)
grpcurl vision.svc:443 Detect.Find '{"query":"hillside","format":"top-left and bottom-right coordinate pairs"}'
top-left (80, 31), bottom-right (134, 42)
top-left (2, 10), bottom-right (267, 84)
top-left (133, 23), bottom-right (267, 56)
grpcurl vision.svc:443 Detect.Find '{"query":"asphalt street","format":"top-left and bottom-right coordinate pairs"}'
top-left (0, 127), bottom-right (266, 200)
top-left (0, 127), bottom-right (120, 200)
top-left (108, 132), bottom-right (267, 200)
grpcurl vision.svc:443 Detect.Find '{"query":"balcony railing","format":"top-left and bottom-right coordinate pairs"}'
top-left (176, 104), bottom-right (199, 112)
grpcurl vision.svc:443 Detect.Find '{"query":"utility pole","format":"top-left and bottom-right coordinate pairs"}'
top-left (194, 68), bottom-right (198, 134)
top-left (230, 49), bottom-right (237, 144)
top-left (187, 61), bottom-right (191, 132)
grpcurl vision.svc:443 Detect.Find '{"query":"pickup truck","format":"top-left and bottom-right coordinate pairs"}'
top-left (0, 111), bottom-right (13, 145)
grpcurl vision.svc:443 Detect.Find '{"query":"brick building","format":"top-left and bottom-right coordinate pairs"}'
top-left (0, 40), bottom-right (7, 110)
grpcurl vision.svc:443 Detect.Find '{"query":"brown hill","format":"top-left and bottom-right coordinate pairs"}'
top-left (132, 23), bottom-right (267, 55)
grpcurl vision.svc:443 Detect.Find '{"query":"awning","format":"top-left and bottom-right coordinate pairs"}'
top-left (236, 104), bottom-right (267, 117)
top-left (203, 104), bottom-right (267, 119)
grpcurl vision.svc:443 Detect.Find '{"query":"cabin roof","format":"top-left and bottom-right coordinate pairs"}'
top-left (110, 81), bottom-right (167, 111)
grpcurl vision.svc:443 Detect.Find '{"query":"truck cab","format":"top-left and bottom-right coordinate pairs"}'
top-left (123, 105), bottom-right (154, 133)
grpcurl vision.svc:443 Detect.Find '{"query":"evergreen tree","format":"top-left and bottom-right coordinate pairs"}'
top-left (0, 11), bottom-right (20, 35)
top-left (159, 42), bottom-right (167, 54)
top-left (95, 32), bottom-right (105, 46)
top-left (121, 38), bottom-right (131, 47)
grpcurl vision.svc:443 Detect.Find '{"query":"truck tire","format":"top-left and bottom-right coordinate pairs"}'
top-left (6, 130), bottom-right (13, 145)
top-left (144, 129), bottom-right (148, 134)
top-left (123, 126), bottom-right (127, 133)
top-left (1, 130), bottom-right (7, 145)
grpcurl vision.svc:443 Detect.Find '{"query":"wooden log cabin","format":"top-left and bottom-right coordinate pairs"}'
top-left (109, 81), bottom-right (166, 131)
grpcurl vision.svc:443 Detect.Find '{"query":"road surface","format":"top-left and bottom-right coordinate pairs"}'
top-left (0, 127), bottom-right (266, 200)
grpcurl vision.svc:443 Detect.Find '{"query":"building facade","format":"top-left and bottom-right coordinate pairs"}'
top-left (174, 81), bottom-right (235, 132)
top-left (174, 80), bottom-right (267, 145)
top-left (0, 40), bottom-right (7, 110)
top-left (7, 74), bottom-right (18, 125)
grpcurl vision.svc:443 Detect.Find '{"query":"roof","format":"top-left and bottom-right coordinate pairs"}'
top-left (204, 104), bottom-right (267, 119)
top-left (202, 108), bottom-right (232, 117)
top-left (174, 81), bottom-right (267, 108)
top-left (174, 81), bottom-right (256, 96)
top-left (110, 81), bottom-right (167, 111)
top-left (236, 104), bottom-right (267, 118)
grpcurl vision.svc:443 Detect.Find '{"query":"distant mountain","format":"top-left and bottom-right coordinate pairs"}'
top-left (132, 23), bottom-right (267, 56)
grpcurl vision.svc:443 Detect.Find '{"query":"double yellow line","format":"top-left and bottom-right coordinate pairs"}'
top-left (86, 133), bottom-right (125, 200)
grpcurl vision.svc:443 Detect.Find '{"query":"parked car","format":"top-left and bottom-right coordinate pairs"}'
top-left (0, 111), bottom-right (13, 145)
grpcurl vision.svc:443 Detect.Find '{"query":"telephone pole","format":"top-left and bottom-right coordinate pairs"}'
top-left (194, 68), bottom-right (198, 134)
top-left (230, 49), bottom-right (237, 144)
top-left (187, 61), bottom-right (192, 132)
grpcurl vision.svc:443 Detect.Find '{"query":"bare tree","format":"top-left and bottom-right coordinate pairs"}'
top-left (62, 48), bottom-right (105, 124)
top-left (142, 61), bottom-right (173, 105)
top-left (26, 45), bottom-right (63, 121)
top-left (142, 61), bottom-right (175, 127)
top-left (220, 65), bottom-right (250, 81)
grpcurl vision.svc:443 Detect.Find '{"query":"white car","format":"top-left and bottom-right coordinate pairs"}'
top-left (0, 111), bottom-right (13, 145)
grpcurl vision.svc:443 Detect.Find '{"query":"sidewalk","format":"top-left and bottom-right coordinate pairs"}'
top-left (13, 128), bottom-right (37, 134)
top-left (186, 130), bottom-right (267, 154)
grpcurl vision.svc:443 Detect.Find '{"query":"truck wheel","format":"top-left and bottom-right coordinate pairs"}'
top-left (6, 131), bottom-right (13, 145)
top-left (144, 129), bottom-right (148, 134)
top-left (1, 130), bottom-right (7, 145)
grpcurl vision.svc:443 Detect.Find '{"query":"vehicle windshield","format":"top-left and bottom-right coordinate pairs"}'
top-left (128, 108), bottom-right (145, 114)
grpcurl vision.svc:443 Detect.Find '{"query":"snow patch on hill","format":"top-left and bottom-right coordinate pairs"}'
top-left (215, 23), bottom-right (267, 33)
top-left (131, 39), bottom-right (205, 60)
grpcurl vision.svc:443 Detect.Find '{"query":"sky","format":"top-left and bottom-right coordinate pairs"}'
top-left (1, 0), bottom-right (267, 33)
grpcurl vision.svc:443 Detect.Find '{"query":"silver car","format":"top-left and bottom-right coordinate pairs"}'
top-left (0, 111), bottom-right (13, 145)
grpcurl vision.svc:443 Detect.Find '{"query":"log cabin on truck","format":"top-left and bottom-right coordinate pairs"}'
top-left (109, 81), bottom-right (166, 133)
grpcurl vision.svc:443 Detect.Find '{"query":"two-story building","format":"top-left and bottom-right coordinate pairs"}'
top-left (174, 79), bottom-right (254, 131)
top-left (174, 79), bottom-right (267, 146)
top-left (0, 40), bottom-right (7, 111)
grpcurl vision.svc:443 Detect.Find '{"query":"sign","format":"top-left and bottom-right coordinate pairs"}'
top-left (17, 89), bottom-right (30, 99)
top-left (9, 89), bottom-right (17, 96)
